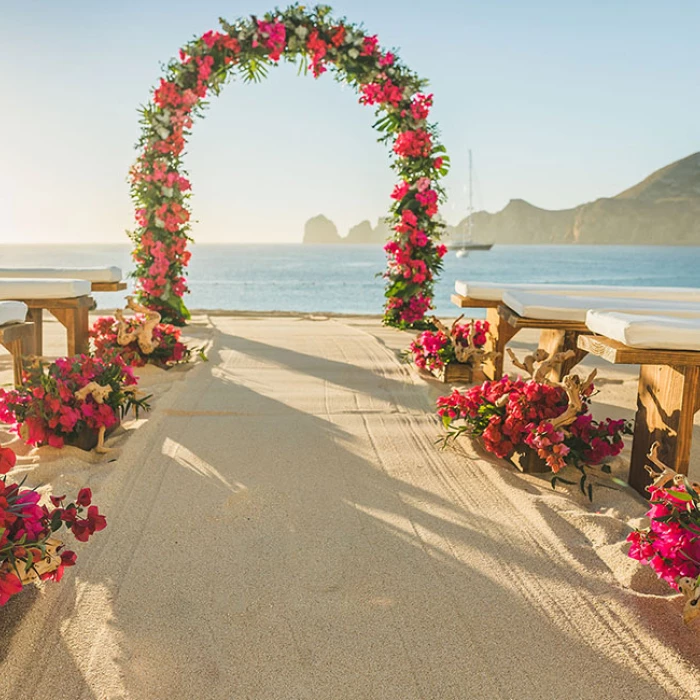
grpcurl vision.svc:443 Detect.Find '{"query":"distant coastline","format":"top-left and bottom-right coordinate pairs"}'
top-left (303, 152), bottom-right (700, 246)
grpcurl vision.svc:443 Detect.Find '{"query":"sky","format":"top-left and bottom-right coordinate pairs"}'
top-left (0, 0), bottom-right (698, 244)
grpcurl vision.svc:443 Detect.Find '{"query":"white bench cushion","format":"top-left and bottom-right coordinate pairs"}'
top-left (455, 280), bottom-right (700, 303)
top-left (0, 266), bottom-right (122, 283)
top-left (0, 279), bottom-right (91, 300)
top-left (586, 311), bottom-right (700, 351)
top-left (503, 291), bottom-right (700, 323)
top-left (0, 301), bottom-right (28, 327)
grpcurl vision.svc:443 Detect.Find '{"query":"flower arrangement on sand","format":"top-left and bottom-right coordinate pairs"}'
top-left (90, 297), bottom-right (191, 369)
top-left (409, 317), bottom-right (493, 380)
top-left (437, 349), bottom-right (631, 498)
top-left (0, 355), bottom-right (150, 451)
top-left (129, 4), bottom-right (449, 327)
top-left (627, 444), bottom-right (700, 624)
top-left (0, 446), bottom-right (106, 606)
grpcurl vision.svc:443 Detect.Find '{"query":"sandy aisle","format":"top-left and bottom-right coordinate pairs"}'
top-left (0, 316), bottom-right (698, 699)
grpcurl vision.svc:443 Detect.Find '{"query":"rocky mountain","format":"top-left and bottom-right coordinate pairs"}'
top-left (451, 152), bottom-right (700, 245)
top-left (303, 152), bottom-right (700, 246)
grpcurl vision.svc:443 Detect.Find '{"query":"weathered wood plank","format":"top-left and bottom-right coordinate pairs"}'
top-left (22, 295), bottom-right (93, 310)
top-left (92, 281), bottom-right (127, 292)
top-left (450, 294), bottom-right (500, 309)
top-left (578, 335), bottom-right (700, 366)
top-left (26, 308), bottom-right (43, 356)
top-left (482, 307), bottom-right (518, 380)
top-left (498, 306), bottom-right (588, 332)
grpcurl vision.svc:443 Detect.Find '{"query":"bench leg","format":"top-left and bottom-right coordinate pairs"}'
top-left (538, 329), bottom-right (588, 382)
top-left (629, 364), bottom-right (700, 496)
top-left (27, 308), bottom-right (43, 356)
top-left (52, 308), bottom-right (90, 356)
top-left (0, 339), bottom-right (25, 388)
top-left (483, 308), bottom-right (519, 380)
top-left (8, 339), bottom-right (24, 387)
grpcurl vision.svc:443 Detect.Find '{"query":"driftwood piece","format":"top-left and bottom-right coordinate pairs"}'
top-left (645, 441), bottom-right (680, 490)
top-left (431, 316), bottom-right (500, 369)
top-left (115, 296), bottom-right (161, 355)
top-left (549, 369), bottom-right (597, 431)
top-left (507, 348), bottom-right (548, 378)
top-left (74, 381), bottom-right (112, 405)
top-left (645, 441), bottom-right (700, 492)
top-left (678, 576), bottom-right (700, 625)
top-left (508, 349), bottom-right (596, 431)
top-left (533, 350), bottom-right (577, 385)
top-left (74, 382), bottom-right (113, 453)
top-left (507, 348), bottom-right (578, 386)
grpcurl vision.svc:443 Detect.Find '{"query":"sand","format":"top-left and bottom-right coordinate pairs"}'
top-left (0, 314), bottom-right (698, 700)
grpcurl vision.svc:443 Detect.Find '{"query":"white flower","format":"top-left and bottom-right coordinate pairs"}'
top-left (162, 187), bottom-right (173, 198)
top-left (348, 48), bottom-right (359, 59)
top-left (295, 26), bottom-right (308, 39)
top-left (156, 126), bottom-right (170, 140)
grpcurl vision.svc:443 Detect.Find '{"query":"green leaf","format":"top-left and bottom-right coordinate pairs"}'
top-left (666, 489), bottom-right (694, 502)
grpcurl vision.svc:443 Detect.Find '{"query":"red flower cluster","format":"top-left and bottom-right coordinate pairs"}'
top-left (0, 446), bottom-right (106, 606)
top-left (90, 316), bottom-right (191, 369)
top-left (393, 129), bottom-right (433, 158)
top-left (628, 483), bottom-right (700, 588)
top-left (437, 376), bottom-right (629, 472)
top-left (360, 78), bottom-right (404, 107)
top-left (0, 356), bottom-right (146, 449)
top-left (256, 19), bottom-right (286, 61)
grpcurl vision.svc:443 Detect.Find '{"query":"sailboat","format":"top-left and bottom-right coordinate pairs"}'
top-left (453, 149), bottom-right (493, 258)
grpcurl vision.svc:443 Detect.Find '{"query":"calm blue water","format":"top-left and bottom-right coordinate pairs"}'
top-left (2, 244), bottom-right (699, 316)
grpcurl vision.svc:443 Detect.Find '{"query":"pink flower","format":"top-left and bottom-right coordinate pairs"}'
top-left (391, 181), bottom-right (410, 201)
top-left (393, 129), bottom-right (433, 158)
top-left (410, 93), bottom-right (433, 121)
top-left (361, 35), bottom-right (379, 56)
top-left (257, 19), bottom-right (286, 61)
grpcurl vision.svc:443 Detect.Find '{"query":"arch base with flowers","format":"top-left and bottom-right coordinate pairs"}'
top-left (130, 4), bottom-right (449, 327)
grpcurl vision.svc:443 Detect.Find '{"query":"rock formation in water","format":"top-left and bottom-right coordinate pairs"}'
top-left (302, 216), bottom-right (391, 244)
top-left (304, 152), bottom-right (700, 245)
top-left (303, 214), bottom-right (341, 244)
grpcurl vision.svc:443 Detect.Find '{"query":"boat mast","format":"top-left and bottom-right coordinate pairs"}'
top-left (467, 149), bottom-right (473, 243)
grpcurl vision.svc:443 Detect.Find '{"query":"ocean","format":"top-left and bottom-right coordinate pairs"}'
top-left (2, 244), bottom-right (699, 317)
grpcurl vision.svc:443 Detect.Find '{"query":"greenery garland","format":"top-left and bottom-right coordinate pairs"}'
top-left (129, 4), bottom-right (450, 327)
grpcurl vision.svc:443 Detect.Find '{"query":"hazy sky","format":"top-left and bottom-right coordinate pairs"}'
top-left (1, 1), bottom-right (697, 244)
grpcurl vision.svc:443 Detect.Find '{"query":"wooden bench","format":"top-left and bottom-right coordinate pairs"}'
top-left (451, 294), bottom-right (588, 381)
top-left (25, 296), bottom-right (93, 357)
top-left (0, 322), bottom-right (34, 387)
top-left (578, 334), bottom-right (700, 496)
top-left (0, 268), bottom-right (126, 295)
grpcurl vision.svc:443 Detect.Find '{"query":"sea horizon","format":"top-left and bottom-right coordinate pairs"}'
top-left (2, 243), bottom-right (700, 317)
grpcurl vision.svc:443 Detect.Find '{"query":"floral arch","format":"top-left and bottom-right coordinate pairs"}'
top-left (129, 4), bottom-right (449, 328)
